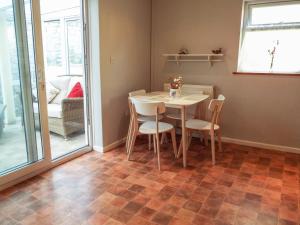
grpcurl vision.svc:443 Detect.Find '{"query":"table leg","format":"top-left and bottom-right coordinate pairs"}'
top-left (181, 106), bottom-right (187, 168)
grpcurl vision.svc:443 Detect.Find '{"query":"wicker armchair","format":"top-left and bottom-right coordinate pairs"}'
top-left (48, 98), bottom-right (84, 139)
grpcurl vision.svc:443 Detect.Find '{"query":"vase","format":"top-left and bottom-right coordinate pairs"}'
top-left (169, 88), bottom-right (181, 98)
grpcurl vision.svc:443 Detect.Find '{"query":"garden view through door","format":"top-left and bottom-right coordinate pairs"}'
top-left (40, 0), bottom-right (89, 159)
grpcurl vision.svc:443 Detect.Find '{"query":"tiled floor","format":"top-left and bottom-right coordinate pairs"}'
top-left (0, 137), bottom-right (299, 225)
top-left (0, 123), bottom-right (86, 173)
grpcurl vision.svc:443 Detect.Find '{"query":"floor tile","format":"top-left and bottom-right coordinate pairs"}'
top-left (1, 140), bottom-right (300, 225)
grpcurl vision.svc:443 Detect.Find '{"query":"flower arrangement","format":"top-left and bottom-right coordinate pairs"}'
top-left (168, 76), bottom-right (184, 98)
top-left (169, 76), bottom-right (184, 89)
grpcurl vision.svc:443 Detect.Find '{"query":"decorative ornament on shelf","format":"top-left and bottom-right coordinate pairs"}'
top-left (168, 76), bottom-right (184, 98)
top-left (268, 40), bottom-right (279, 71)
top-left (212, 48), bottom-right (222, 54)
top-left (178, 48), bottom-right (189, 55)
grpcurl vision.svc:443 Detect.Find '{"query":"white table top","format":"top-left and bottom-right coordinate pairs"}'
top-left (130, 91), bottom-right (209, 108)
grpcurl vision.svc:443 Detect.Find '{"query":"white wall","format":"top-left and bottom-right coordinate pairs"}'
top-left (151, 0), bottom-right (300, 149)
top-left (99, 0), bottom-right (151, 147)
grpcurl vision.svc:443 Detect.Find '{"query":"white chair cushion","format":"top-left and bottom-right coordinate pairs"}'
top-left (139, 121), bottom-right (173, 134)
top-left (33, 103), bottom-right (62, 118)
top-left (186, 119), bottom-right (219, 131)
top-left (46, 82), bottom-right (60, 103)
top-left (48, 77), bottom-right (71, 104)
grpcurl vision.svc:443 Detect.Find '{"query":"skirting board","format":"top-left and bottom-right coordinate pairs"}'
top-left (93, 136), bottom-right (300, 155)
top-left (222, 137), bottom-right (300, 154)
top-left (93, 137), bottom-right (126, 153)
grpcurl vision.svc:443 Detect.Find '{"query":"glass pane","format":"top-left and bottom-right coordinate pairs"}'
top-left (24, 0), bottom-right (43, 160)
top-left (44, 20), bottom-right (64, 76)
top-left (66, 19), bottom-right (83, 74)
top-left (0, 0), bottom-right (43, 174)
top-left (41, 0), bottom-right (88, 159)
top-left (238, 29), bottom-right (300, 73)
top-left (251, 3), bottom-right (300, 25)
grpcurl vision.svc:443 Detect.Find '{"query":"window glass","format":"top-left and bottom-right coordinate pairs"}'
top-left (238, 1), bottom-right (300, 73)
top-left (44, 20), bottom-right (64, 75)
top-left (66, 19), bottom-right (83, 74)
top-left (251, 3), bottom-right (300, 25)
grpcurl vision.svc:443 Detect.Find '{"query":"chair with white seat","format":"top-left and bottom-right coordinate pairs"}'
top-left (126, 90), bottom-right (163, 153)
top-left (178, 95), bottom-right (225, 165)
top-left (127, 100), bottom-right (177, 171)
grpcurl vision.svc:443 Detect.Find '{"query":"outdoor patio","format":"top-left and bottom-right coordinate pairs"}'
top-left (0, 123), bottom-right (86, 174)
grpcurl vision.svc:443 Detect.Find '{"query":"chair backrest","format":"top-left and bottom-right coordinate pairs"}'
top-left (132, 100), bottom-right (166, 116)
top-left (209, 95), bottom-right (225, 125)
top-left (128, 90), bottom-right (147, 119)
top-left (164, 83), bottom-right (214, 119)
top-left (164, 83), bottom-right (213, 97)
top-left (129, 89), bottom-right (146, 97)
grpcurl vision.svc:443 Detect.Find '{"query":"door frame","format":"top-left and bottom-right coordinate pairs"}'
top-left (0, 0), bottom-right (93, 190)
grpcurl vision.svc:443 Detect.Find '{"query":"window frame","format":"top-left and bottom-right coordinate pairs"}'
top-left (42, 15), bottom-right (83, 76)
top-left (236, 0), bottom-right (300, 75)
top-left (247, 1), bottom-right (300, 30)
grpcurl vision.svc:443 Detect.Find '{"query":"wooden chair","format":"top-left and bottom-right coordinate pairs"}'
top-left (178, 95), bottom-right (225, 165)
top-left (162, 84), bottom-right (214, 146)
top-left (126, 90), bottom-right (162, 153)
top-left (128, 100), bottom-right (177, 170)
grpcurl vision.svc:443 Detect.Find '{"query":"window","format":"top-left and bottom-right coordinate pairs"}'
top-left (66, 19), bottom-right (83, 74)
top-left (42, 18), bottom-right (83, 76)
top-left (238, 1), bottom-right (300, 73)
top-left (44, 20), bottom-right (63, 68)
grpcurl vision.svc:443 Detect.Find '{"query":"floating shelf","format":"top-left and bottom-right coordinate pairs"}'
top-left (162, 53), bottom-right (224, 67)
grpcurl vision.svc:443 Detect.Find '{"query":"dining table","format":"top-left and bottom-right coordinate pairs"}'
top-left (130, 91), bottom-right (209, 168)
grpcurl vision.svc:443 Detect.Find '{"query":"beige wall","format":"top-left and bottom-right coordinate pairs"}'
top-left (151, 0), bottom-right (300, 148)
top-left (100, 0), bottom-right (151, 146)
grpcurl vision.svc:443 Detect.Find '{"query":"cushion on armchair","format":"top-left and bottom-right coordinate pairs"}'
top-left (68, 82), bottom-right (83, 98)
top-left (33, 103), bottom-right (62, 118)
top-left (46, 82), bottom-right (60, 103)
top-left (49, 77), bottom-right (71, 104)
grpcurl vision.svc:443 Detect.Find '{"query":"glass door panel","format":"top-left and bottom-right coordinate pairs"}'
top-left (40, 0), bottom-right (89, 159)
top-left (0, 0), bottom-right (43, 174)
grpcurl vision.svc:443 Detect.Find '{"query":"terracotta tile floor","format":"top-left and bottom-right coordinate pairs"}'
top-left (1, 137), bottom-right (300, 225)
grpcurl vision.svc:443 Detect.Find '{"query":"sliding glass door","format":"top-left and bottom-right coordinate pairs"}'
top-left (0, 0), bottom-right (44, 175)
top-left (0, 0), bottom-right (91, 187)
top-left (40, 0), bottom-right (90, 159)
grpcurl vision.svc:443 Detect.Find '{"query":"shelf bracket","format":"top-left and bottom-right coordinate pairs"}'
top-left (175, 55), bottom-right (179, 65)
top-left (208, 56), bottom-right (212, 67)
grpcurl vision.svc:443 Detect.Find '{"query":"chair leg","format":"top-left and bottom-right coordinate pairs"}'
top-left (177, 129), bottom-right (191, 158)
top-left (203, 131), bottom-right (209, 147)
top-left (217, 130), bottom-right (223, 152)
top-left (148, 134), bottom-right (152, 150)
top-left (170, 129), bottom-right (177, 157)
top-left (156, 133), bottom-right (161, 171)
top-left (127, 131), bottom-right (137, 160)
top-left (177, 138), bottom-right (182, 158)
top-left (153, 134), bottom-right (157, 154)
top-left (126, 117), bottom-right (133, 153)
top-left (210, 131), bottom-right (216, 165)
top-left (187, 130), bottom-right (192, 150)
top-left (160, 133), bottom-right (164, 145)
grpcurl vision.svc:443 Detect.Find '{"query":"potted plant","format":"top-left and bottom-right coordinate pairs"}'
top-left (168, 76), bottom-right (184, 98)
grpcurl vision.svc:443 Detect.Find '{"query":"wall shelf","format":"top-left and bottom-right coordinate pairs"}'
top-left (162, 53), bottom-right (224, 67)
